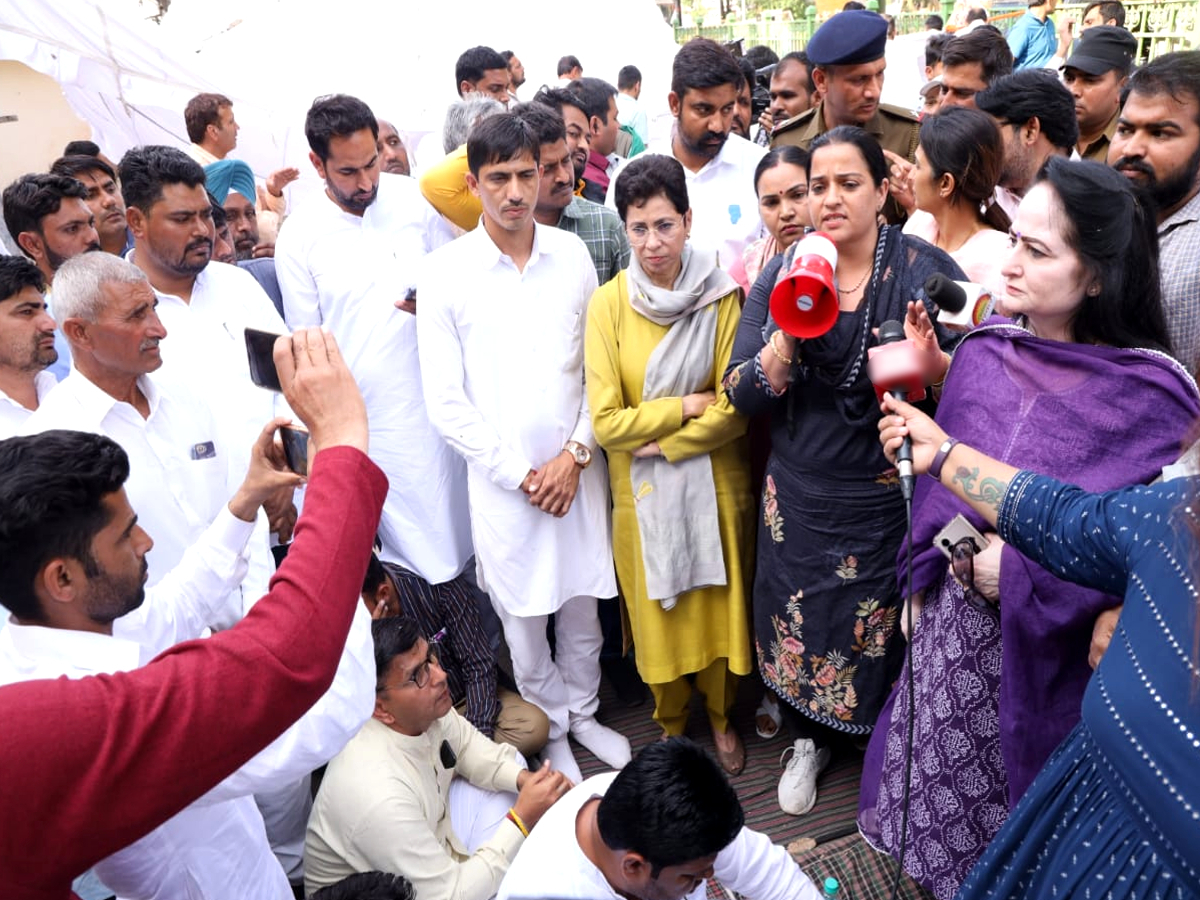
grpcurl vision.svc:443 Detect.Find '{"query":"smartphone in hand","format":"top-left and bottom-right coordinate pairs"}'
top-left (279, 425), bottom-right (310, 476)
top-left (245, 328), bottom-right (285, 392)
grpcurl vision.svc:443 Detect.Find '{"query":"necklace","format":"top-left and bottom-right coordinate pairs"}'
top-left (837, 263), bottom-right (873, 295)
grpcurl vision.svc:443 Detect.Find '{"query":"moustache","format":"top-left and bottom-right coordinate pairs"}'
top-left (186, 238), bottom-right (213, 253)
top-left (1112, 157), bottom-right (1155, 180)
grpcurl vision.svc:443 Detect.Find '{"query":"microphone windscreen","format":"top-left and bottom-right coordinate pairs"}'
top-left (925, 273), bottom-right (967, 314)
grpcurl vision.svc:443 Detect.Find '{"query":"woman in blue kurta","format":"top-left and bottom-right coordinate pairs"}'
top-left (878, 393), bottom-right (1200, 899)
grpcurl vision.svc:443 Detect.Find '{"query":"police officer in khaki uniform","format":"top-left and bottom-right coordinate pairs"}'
top-left (770, 9), bottom-right (919, 223)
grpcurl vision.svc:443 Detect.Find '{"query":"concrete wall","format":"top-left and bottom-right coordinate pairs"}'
top-left (0, 60), bottom-right (91, 189)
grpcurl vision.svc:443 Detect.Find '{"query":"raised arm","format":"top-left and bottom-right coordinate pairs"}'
top-left (878, 392), bottom-right (1161, 596)
top-left (0, 330), bottom-right (385, 896)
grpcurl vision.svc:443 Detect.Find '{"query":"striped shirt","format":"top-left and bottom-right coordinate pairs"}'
top-left (381, 561), bottom-right (502, 737)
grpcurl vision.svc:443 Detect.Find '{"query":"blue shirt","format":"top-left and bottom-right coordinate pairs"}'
top-left (1007, 10), bottom-right (1058, 69)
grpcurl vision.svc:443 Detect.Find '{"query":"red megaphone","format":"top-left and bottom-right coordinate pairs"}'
top-left (769, 232), bottom-right (839, 339)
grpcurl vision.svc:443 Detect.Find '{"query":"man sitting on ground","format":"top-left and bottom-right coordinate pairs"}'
top-left (362, 554), bottom-right (550, 757)
top-left (305, 616), bottom-right (573, 899)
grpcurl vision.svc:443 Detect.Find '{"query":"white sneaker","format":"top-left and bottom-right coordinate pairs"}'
top-left (777, 738), bottom-right (832, 816)
top-left (543, 735), bottom-right (583, 783)
top-left (570, 717), bottom-right (632, 769)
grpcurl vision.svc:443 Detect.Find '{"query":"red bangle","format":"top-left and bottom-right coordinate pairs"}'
top-left (929, 438), bottom-right (959, 481)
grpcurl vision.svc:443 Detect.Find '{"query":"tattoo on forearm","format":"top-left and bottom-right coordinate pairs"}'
top-left (952, 466), bottom-right (1008, 511)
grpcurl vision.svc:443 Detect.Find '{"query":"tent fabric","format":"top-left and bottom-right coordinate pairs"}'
top-left (2, 0), bottom-right (681, 212)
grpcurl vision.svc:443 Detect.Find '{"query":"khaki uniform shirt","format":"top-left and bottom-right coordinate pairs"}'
top-left (1079, 110), bottom-right (1120, 165)
top-left (770, 100), bottom-right (920, 224)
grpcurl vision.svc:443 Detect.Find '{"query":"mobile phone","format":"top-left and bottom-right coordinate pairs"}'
top-left (933, 514), bottom-right (990, 560)
top-left (404, 287), bottom-right (416, 307)
top-left (245, 328), bottom-right (285, 392)
top-left (279, 425), bottom-right (310, 476)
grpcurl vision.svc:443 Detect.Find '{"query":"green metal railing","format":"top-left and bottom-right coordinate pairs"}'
top-left (675, 0), bottom-right (1197, 61)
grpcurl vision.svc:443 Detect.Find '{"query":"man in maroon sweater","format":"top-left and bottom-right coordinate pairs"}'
top-left (0, 328), bottom-right (387, 900)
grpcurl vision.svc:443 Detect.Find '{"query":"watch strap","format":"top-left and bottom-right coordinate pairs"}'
top-left (929, 437), bottom-right (959, 482)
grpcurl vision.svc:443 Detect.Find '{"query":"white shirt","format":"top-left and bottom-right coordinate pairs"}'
top-left (0, 369), bottom-right (56, 437)
top-left (0, 531), bottom-right (375, 900)
top-left (418, 223), bottom-right (616, 615)
top-left (618, 134), bottom-right (767, 273)
top-left (141, 257), bottom-right (290, 609)
top-left (498, 773), bottom-right (822, 900)
top-left (615, 92), bottom-right (649, 145)
top-left (23, 371), bottom-right (231, 601)
top-left (275, 172), bottom-right (473, 583)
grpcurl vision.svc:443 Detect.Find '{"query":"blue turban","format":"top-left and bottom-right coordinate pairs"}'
top-left (203, 159), bottom-right (256, 205)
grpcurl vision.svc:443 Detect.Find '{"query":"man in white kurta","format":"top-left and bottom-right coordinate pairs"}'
top-left (0, 455), bottom-right (376, 900)
top-left (22, 259), bottom-right (231, 604)
top-left (0, 255), bottom-right (59, 439)
top-left (274, 97), bottom-right (472, 587)
top-left (418, 113), bottom-right (629, 781)
top-left (119, 144), bottom-right (310, 881)
top-left (498, 740), bottom-right (822, 900)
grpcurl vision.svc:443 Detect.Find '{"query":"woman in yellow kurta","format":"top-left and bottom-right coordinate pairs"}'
top-left (585, 153), bottom-right (754, 774)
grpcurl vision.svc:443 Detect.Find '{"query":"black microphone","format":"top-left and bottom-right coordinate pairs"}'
top-left (877, 320), bottom-right (916, 501)
top-left (439, 740), bottom-right (457, 769)
top-left (924, 273), bottom-right (966, 313)
top-left (924, 273), bottom-right (995, 332)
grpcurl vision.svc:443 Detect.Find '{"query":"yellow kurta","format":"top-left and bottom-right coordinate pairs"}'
top-left (585, 271), bottom-right (754, 686)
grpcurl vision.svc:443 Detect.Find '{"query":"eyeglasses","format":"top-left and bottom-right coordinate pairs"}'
top-left (377, 644), bottom-right (441, 692)
top-left (626, 218), bottom-right (684, 245)
top-left (950, 538), bottom-right (996, 615)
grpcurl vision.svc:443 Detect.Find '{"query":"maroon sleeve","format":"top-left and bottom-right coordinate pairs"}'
top-left (0, 446), bottom-right (387, 900)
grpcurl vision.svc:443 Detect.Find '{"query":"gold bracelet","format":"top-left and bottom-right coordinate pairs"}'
top-left (506, 808), bottom-right (530, 837)
top-left (768, 330), bottom-right (794, 365)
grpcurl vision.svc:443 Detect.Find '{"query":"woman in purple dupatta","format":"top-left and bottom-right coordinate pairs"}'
top-left (858, 158), bottom-right (1200, 900)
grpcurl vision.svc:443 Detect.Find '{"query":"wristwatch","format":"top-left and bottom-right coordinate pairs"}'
top-left (564, 441), bottom-right (592, 469)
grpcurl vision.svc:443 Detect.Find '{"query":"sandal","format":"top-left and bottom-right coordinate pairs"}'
top-left (712, 726), bottom-right (746, 776)
top-left (756, 693), bottom-right (782, 740)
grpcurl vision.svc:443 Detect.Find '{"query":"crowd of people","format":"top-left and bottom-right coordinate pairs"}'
top-left (0, 5), bottom-right (1198, 900)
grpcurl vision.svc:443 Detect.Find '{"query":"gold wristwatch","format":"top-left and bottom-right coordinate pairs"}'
top-left (564, 441), bottom-right (592, 468)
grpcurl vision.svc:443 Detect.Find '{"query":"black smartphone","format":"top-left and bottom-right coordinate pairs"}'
top-left (245, 328), bottom-right (285, 392)
top-left (280, 425), bottom-right (309, 476)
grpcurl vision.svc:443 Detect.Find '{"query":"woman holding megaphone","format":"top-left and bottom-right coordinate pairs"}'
top-left (585, 154), bottom-right (754, 774)
top-left (723, 126), bottom-right (964, 816)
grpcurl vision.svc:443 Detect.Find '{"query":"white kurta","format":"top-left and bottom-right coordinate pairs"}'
top-left (144, 257), bottom-right (291, 609)
top-left (615, 135), bottom-right (767, 272)
top-left (418, 223), bottom-right (615, 616)
top-left (497, 772), bottom-right (822, 900)
top-left (275, 172), bottom-right (473, 584)
top-left (0, 370), bottom-right (56, 438)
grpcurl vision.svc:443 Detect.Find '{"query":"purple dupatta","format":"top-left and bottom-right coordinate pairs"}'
top-left (900, 318), bottom-right (1200, 803)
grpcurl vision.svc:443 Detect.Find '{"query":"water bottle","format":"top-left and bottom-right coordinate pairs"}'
top-left (822, 876), bottom-right (842, 897)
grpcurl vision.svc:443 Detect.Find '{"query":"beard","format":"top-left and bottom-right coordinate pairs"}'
top-left (327, 179), bottom-right (378, 214)
top-left (1112, 144), bottom-right (1200, 215)
top-left (46, 241), bottom-right (102, 273)
top-left (677, 125), bottom-right (728, 162)
top-left (84, 557), bottom-right (147, 626)
top-left (233, 235), bottom-right (257, 261)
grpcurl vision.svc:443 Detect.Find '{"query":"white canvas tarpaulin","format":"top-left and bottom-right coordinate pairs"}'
top-left (2, 0), bottom-right (682, 188)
